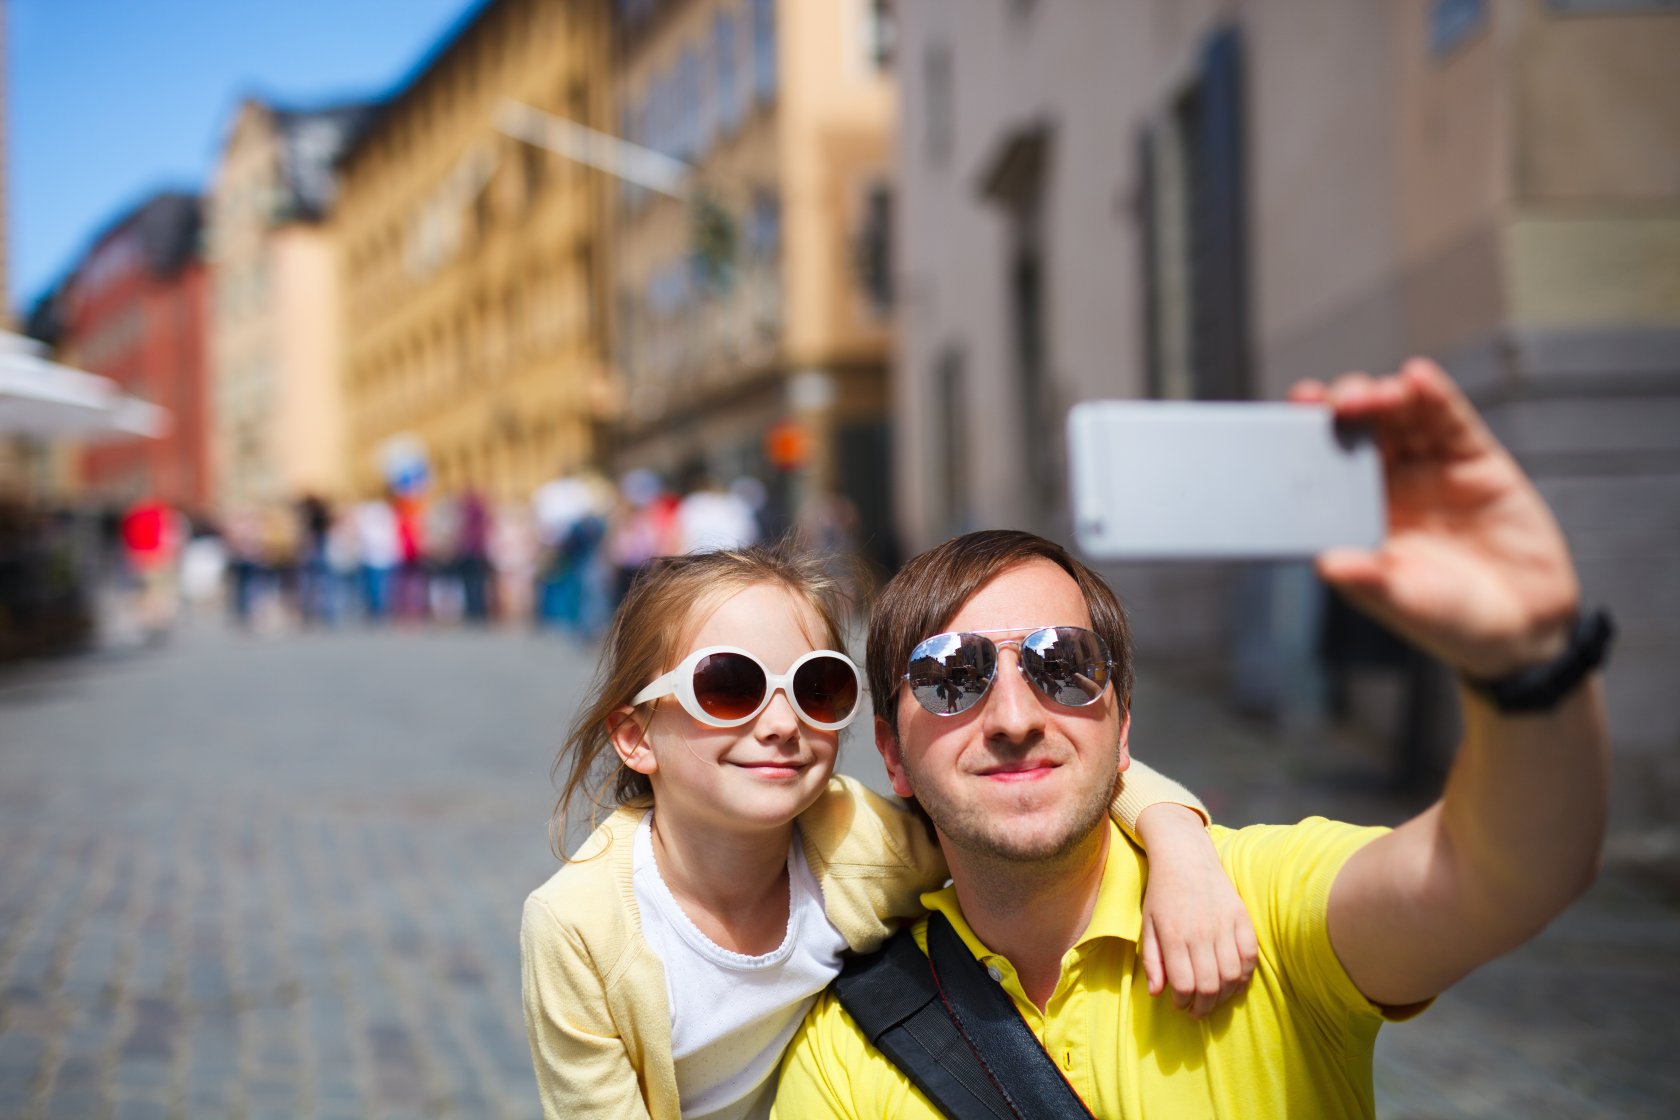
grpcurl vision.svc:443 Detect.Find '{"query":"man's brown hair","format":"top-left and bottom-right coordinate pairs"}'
top-left (866, 529), bottom-right (1135, 738)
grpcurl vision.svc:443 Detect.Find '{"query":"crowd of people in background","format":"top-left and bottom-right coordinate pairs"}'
top-left (82, 465), bottom-right (865, 646)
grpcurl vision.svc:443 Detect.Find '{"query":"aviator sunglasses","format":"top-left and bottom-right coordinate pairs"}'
top-left (904, 626), bottom-right (1114, 717)
top-left (632, 646), bottom-right (863, 731)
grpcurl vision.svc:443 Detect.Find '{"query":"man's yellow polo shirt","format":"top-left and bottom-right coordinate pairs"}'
top-left (773, 816), bottom-right (1423, 1119)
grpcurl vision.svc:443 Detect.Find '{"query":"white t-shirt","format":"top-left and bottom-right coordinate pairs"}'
top-left (632, 812), bottom-right (849, 1120)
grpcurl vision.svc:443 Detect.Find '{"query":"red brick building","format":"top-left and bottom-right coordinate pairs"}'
top-left (59, 193), bottom-right (211, 511)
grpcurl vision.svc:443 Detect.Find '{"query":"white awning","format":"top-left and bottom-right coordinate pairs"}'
top-left (0, 332), bottom-right (169, 442)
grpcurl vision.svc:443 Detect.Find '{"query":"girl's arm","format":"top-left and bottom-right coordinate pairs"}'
top-left (1116, 760), bottom-right (1259, 1018)
top-left (521, 896), bottom-right (658, 1120)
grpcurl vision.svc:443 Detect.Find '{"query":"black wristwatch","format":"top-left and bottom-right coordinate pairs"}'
top-left (1463, 609), bottom-right (1615, 714)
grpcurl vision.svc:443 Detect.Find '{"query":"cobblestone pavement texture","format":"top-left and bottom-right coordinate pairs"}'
top-left (0, 620), bottom-right (1676, 1119)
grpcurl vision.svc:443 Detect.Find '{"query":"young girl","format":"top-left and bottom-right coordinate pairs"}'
top-left (522, 546), bottom-right (1254, 1120)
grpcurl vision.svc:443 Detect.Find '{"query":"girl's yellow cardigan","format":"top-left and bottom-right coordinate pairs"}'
top-left (521, 767), bottom-right (1203, 1120)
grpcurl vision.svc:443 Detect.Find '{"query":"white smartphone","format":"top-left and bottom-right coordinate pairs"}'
top-left (1066, 400), bottom-right (1386, 559)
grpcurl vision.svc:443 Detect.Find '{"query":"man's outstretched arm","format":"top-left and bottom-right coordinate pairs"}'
top-left (1294, 360), bottom-right (1611, 1009)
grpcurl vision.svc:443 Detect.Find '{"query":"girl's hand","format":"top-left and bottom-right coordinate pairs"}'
top-left (1136, 804), bottom-right (1258, 1018)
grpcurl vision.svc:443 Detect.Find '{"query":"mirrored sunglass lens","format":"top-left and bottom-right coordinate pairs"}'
top-left (792, 655), bottom-right (859, 723)
top-left (1022, 628), bottom-right (1110, 706)
top-left (907, 633), bottom-right (996, 715)
top-left (691, 652), bottom-right (767, 720)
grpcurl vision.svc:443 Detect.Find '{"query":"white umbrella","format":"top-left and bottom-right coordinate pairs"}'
top-left (0, 333), bottom-right (169, 441)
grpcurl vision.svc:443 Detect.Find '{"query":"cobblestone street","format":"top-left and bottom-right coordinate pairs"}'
top-left (1, 621), bottom-right (1677, 1118)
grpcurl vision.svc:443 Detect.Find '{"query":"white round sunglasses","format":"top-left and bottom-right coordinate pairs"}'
top-left (631, 646), bottom-right (863, 731)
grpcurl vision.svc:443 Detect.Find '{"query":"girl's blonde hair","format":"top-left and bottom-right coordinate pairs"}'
top-left (550, 544), bottom-right (853, 857)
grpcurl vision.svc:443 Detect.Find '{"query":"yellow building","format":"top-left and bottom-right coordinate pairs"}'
top-left (208, 97), bottom-right (375, 514)
top-left (336, 0), bottom-right (612, 503)
top-left (610, 0), bottom-right (900, 559)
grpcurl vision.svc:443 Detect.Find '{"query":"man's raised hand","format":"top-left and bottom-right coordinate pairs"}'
top-left (1287, 359), bottom-right (1579, 679)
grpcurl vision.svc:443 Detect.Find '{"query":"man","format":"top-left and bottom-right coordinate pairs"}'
top-left (772, 360), bottom-right (1611, 1117)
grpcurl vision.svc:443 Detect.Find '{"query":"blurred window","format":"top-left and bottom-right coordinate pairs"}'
top-left (577, 241), bottom-right (599, 341)
top-left (923, 43), bottom-right (953, 165)
top-left (865, 0), bottom-right (895, 71)
top-left (568, 80), bottom-right (591, 186)
top-left (523, 143), bottom-right (546, 203)
top-left (616, 288), bottom-right (637, 381)
top-left (1428, 0), bottom-right (1487, 58)
top-left (936, 346), bottom-right (970, 539)
top-left (647, 75), bottom-right (666, 159)
top-left (748, 190), bottom-right (782, 260)
top-left (716, 11), bottom-right (743, 134)
top-left (857, 184), bottom-right (894, 313)
top-left (658, 70), bottom-right (677, 157)
top-left (1010, 241), bottom-right (1055, 498)
top-left (753, 0), bottom-right (778, 104)
top-left (619, 104), bottom-right (636, 206)
top-left (680, 48), bottom-right (703, 161)
top-left (629, 95), bottom-right (652, 211)
top-left (697, 39), bottom-right (719, 153)
top-left (1138, 25), bottom-right (1250, 402)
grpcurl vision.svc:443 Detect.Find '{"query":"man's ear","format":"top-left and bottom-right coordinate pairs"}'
top-left (874, 715), bottom-right (915, 799)
top-left (1116, 707), bottom-right (1132, 774)
top-left (608, 706), bottom-right (657, 776)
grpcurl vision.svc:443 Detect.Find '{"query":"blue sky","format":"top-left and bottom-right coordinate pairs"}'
top-left (7, 0), bottom-right (483, 320)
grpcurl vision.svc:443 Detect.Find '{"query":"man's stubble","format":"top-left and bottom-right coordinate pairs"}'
top-left (898, 738), bottom-right (1125, 867)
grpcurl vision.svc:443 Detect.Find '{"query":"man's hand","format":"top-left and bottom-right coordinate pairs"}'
top-left (1288, 358), bottom-right (1579, 675)
top-left (1136, 804), bottom-right (1258, 1017)
top-left (1299, 358), bottom-right (1609, 1009)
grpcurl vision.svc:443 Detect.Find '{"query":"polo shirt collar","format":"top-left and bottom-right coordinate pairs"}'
top-left (920, 819), bottom-right (1146, 957)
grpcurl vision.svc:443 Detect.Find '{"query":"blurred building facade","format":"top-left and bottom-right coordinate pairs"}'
top-left (207, 97), bottom-right (376, 516)
top-left (55, 193), bottom-right (210, 510)
top-left (609, 0), bottom-right (900, 562)
top-left (893, 0), bottom-right (1680, 816)
top-left (337, 0), bottom-right (613, 502)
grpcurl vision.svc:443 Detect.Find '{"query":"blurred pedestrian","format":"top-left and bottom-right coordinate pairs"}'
top-left (119, 495), bottom-right (185, 644)
top-left (675, 470), bottom-right (759, 554)
top-left (533, 470), bottom-right (614, 635)
top-left (296, 493), bottom-right (333, 625)
top-left (392, 491), bottom-right (428, 622)
top-left (259, 503), bottom-right (300, 631)
top-left (223, 505), bottom-right (265, 628)
top-left (178, 518), bottom-right (228, 618)
top-left (324, 503), bottom-right (361, 625)
top-left (457, 489), bottom-right (494, 624)
top-left (352, 497), bottom-right (400, 623)
top-left (490, 500), bottom-right (539, 625)
top-left (424, 493), bottom-right (464, 623)
top-left (604, 468), bottom-right (674, 605)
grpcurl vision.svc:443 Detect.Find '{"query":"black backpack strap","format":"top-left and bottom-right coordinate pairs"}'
top-left (924, 912), bottom-right (1096, 1119)
top-left (833, 917), bottom-right (1097, 1119)
top-left (834, 927), bottom-right (1018, 1119)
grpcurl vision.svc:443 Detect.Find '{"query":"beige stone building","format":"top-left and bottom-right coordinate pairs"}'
top-left (893, 0), bottom-right (1680, 818)
top-left (208, 98), bottom-right (374, 514)
top-left (336, 0), bottom-right (613, 503)
top-left (610, 0), bottom-right (900, 559)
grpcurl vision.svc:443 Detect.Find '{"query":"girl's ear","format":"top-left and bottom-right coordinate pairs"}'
top-left (608, 706), bottom-right (657, 776)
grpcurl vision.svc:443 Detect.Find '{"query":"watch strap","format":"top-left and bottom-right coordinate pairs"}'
top-left (1464, 609), bottom-right (1615, 714)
